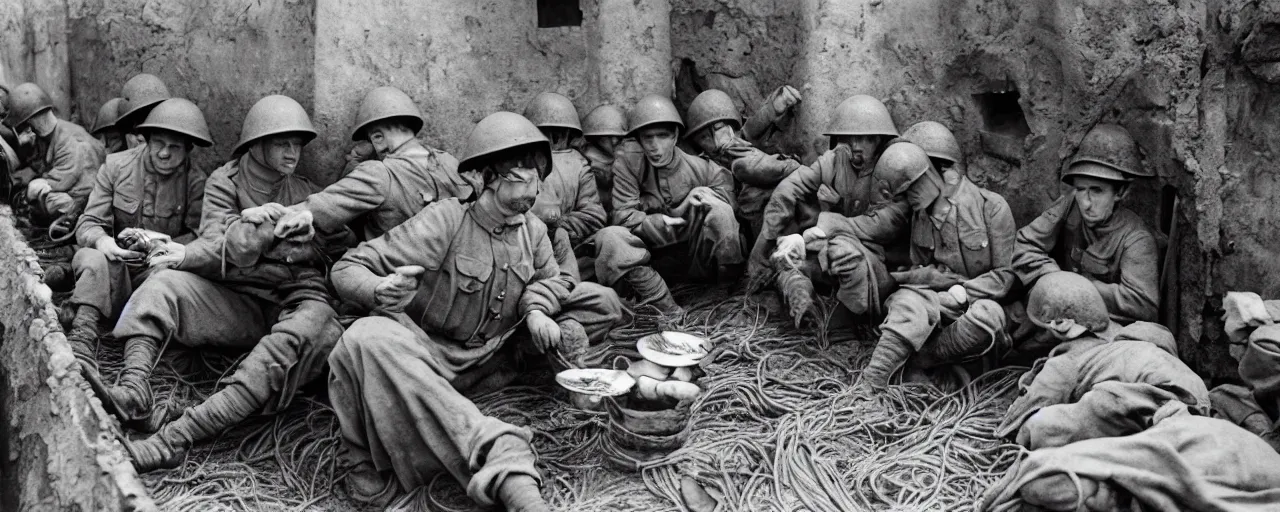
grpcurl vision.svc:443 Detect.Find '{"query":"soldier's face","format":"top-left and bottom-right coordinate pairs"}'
top-left (99, 130), bottom-right (123, 151)
top-left (833, 135), bottom-right (880, 168)
top-left (1071, 176), bottom-right (1123, 226)
top-left (260, 135), bottom-right (305, 175)
top-left (367, 122), bottom-right (413, 158)
top-left (589, 135), bottom-right (620, 154)
top-left (146, 131), bottom-right (190, 172)
top-left (493, 166), bottom-right (541, 215)
top-left (637, 126), bottom-right (678, 165)
top-left (690, 122), bottom-right (735, 154)
top-left (906, 171), bottom-right (942, 211)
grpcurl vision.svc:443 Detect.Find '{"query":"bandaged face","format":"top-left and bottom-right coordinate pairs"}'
top-left (146, 130), bottom-right (191, 173)
top-left (1071, 176), bottom-right (1124, 227)
top-left (25, 110), bottom-right (57, 138)
top-left (906, 169), bottom-right (943, 211)
top-left (258, 135), bottom-right (305, 175)
top-left (637, 125), bottom-right (678, 167)
top-left (691, 121), bottom-right (736, 154)
top-left (833, 135), bottom-right (881, 169)
top-left (491, 166), bottom-right (542, 216)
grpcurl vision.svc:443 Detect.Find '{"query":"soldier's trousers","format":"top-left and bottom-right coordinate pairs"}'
top-left (879, 286), bottom-right (1008, 368)
top-left (69, 247), bottom-right (156, 320)
top-left (593, 199), bottom-right (744, 287)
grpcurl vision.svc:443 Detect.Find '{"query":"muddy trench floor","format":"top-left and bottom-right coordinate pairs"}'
top-left (29, 230), bottom-right (1023, 512)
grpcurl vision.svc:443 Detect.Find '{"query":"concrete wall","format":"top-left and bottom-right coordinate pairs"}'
top-left (1, 0), bottom-right (73, 121)
top-left (0, 207), bottom-right (154, 512)
top-left (65, 0), bottom-right (317, 179)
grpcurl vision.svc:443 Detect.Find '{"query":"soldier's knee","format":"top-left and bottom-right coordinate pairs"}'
top-left (595, 226), bottom-right (633, 246)
top-left (964, 299), bottom-right (1007, 332)
top-left (72, 247), bottom-right (109, 273)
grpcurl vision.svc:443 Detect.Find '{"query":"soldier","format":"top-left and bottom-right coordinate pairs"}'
top-left (579, 104), bottom-right (633, 213)
top-left (9, 83), bottom-right (106, 222)
top-left (113, 95), bottom-right (347, 470)
top-left (273, 86), bottom-right (474, 242)
top-left (594, 94), bottom-right (744, 313)
top-left (522, 92), bottom-right (606, 254)
top-left (116, 74), bottom-right (172, 150)
top-left (326, 112), bottom-right (622, 510)
top-left (683, 88), bottom-right (804, 239)
top-left (91, 97), bottom-right (127, 154)
top-left (67, 98), bottom-right (210, 398)
top-left (749, 94), bottom-right (901, 281)
top-left (1209, 292), bottom-right (1280, 452)
top-left (831, 135), bottom-right (1016, 390)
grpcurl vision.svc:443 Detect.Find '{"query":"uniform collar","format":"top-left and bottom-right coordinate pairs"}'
top-left (471, 192), bottom-right (526, 234)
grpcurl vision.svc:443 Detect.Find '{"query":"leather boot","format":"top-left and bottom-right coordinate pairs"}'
top-left (66, 305), bottom-right (102, 376)
top-left (108, 335), bottom-right (159, 422)
top-left (129, 383), bottom-right (258, 472)
top-left (625, 267), bottom-right (682, 315)
top-left (858, 333), bottom-right (913, 389)
top-left (497, 474), bottom-right (550, 512)
top-left (776, 267), bottom-right (815, 329)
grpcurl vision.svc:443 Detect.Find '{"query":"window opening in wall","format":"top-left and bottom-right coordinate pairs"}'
top-left (973, 89), bottom-right (1031, 138)
top-left (538, 0), bottom-right (582, 28)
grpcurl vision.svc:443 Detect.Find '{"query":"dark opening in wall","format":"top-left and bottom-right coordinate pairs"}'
top-left (1159, 184), bottom-right (1178, 234)
top-left (538, 0), bottom-right (583, 28)
top-left (973, 90), bottom-right (1031, 137)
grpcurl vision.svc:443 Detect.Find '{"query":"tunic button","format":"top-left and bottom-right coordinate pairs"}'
top-left (497, 292), bottom-right (506, 300)
top-left (493, 227), bottom-right (503, 235)
top-left (981, 241), bottom-right (989, 248)
top-left (502, 263), bottom-right (509, 271)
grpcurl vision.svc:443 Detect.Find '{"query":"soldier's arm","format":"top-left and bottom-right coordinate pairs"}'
top-left (1012, 196), bottom-right (1072, 288)
top-left (173, 169), bottom-right (207, 245)
top-left (559, 161), bottom-right (607, 242)
top-left (814, 199), bottom-right (910, 246)
top-left (331, 200), bottom-right (459, 311)
top-left (1094, 233), bottom-right (1160, 323)
top-left (296, 161), bottom-right (390, 233)
top-left (74, 163), bottom-right (116, 248)
top-left (730, 149), bottom-right (802, 188)
top-left (608, 157), bottom-right (649, 229)
top-left (176, 173), bottom-right (273, 272)
top-left (44, 136), bottom-right (99, 193)
top-left (965, 195), bottom-right (1019, 300)
top-left (520, 220), bottom-right (571, 317)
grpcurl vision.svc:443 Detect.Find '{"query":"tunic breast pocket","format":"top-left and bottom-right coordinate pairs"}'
top-left (454, 254), bottom-right (493, 294)
top-left (911, 221), bottom-right (936, 251)
top-left (112, 194), bottom-right (140, 215)
top-left (1078, 250), bottom-right (1114, 280)
top-left (959, 228), bottom-right (992, 273)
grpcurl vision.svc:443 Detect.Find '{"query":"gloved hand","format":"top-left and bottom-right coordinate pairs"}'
top-left (95, 236), bottom-right (146, 262)
top-left (374, 266), bottom-right (424, 313)
top-left (801, 226), bottom-right (827, 244)
top-left (769, 85), bottom-right (803, 116)
top-left (240, 203), bottom-right (290, 225)
top-left (274, 209), bottom-right (316, 241)
top-left (117, 228), bottom-right (172, 254)
top-left (890, 266), bottom-right (966, 290)
top-left (772, 234), bottom-right (806, 265)
top-left (816, 184), bottom-right (841, 208)
top-left (148, 242), bottom-right (187, 269)
top-left (346, 140), bottom-right (375, 164)
top-left (526, 310), bottom-right (561, 354)
top-left (937, 284), bottom-right (969, 320)
top-left (26, 178), bottom-right (51, 202)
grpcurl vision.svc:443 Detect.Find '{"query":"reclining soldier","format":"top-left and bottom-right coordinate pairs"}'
top-left (594, 94), bottom-right (745, 313)
top-left (273, 86), bottom-right (474, 245)
top-left (67, 98), bottom-right (211, 399)
top-left (109, 95), bottom-right (348, 470)
top-left (325, 112), bottom-right (622, 510)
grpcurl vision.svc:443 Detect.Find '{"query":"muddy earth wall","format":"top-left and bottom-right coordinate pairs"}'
top-left (0, 208), bottom-right (153, 511)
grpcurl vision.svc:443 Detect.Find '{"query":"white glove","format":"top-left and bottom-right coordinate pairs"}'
top-left (772, 234), bottom-right (806, 264)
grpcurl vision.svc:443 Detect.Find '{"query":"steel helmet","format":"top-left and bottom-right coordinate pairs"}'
top-left (581, 104), bottom-right (627, 137)
top-left (136, 98), bottom-right (214, 147)
top-left (872, 142), bottom-right (933, 196)
top-left (1064, 123), bottom-right (1147, 183)
top-left (91, 98), bottom-right (123, 135)
top-left (824, 95), bottom-right (899, 138)
top-left (9, 83), bottom-right (54, 127)
top-left (523, 92), bottom-right (582, 133)
top-left (233, 95), bottom-right (317, 155)
top-left (457, 111), bottom-right (552, 177)
top-left (901, 121), bottom-right (961, 165)
top-left (1026, 271), bottom-right (1110, 334)
top-left (118, 74), bottom-right (172, 128)
top-left (349, 86), bottom-right (424, 141)
top-left (627, 94), bottom-right (683, 135)
top-left (685, 89), bottom-right (741, 136)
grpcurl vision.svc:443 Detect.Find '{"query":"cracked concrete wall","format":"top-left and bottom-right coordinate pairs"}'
top-left (65, 0), bottom-right (317, 181)
top-left (0, 208), bottom-right (154, 512)
top-left (1, 0), bottom-right (73, 121)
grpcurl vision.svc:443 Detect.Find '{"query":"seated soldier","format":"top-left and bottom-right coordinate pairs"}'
top-left (111, 95), bottom-right (348, 470)
top-left (824, 133), bottom-right (1015, 390)
top-left (116, 74), bottom-right (174, 151)
top-left (996, 272), bottom-right (1208, 450)
top-left (594, 95), bottom-right (744, 313)
top-left (90, 97), bottom-right (127, 154)
top-left (579, 104), bottom-right (639, 214)
top-left (749, 94), bottom-right (902, 283)
top-left (523, 92), bottom-right (606, 262)
top-left (273, 86), bottom-right (473, 245)
top-left (683, 87), bottom-right (804, 240)
top-left (980, 125), bottom-right (1160, 352)
top-left (9, 83), bottom-right (106, 224)
top-left (325, 112), bottom-right (622, 510)
top-left (67, 98), bottom-right (210, 398)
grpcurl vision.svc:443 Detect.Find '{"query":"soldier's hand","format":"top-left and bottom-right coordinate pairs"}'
top-left (26, 178), bottom-right (51, 201)
top-left (148, 242), bottom-right (186, 269)
top-left (241, 203), bottom-right (290, 225)
top-left (686, 187), bottom-right (715, 209)
top-left (526, 310), bottom-right (561, 354)
top-left (95, 237), bottom-right (145, 263)
top-left (374, 265), bottom-right (425, 313)
top-left (801, 227), bottom-right (827, 244)
top-left (816, 184), bottom-right (841, 206)
top-left (661, 215), bottom-right (686, 227)
top-left (274, 209), bottom-right (315, 240)
top-left (772, 234), bottom-right (806, 264)
top-left (771, 85), bottom-right (803, 115)
top-left (347, 140), bottom-right (375, 163)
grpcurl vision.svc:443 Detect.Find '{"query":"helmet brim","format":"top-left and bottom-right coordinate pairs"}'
top-left (137, 124), bottom-right (214, 147)
top-left (233, 129), bottom-right (318, 156)
top-left (350, 114), bottom-right (425, 141)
